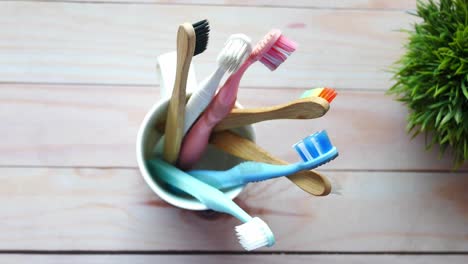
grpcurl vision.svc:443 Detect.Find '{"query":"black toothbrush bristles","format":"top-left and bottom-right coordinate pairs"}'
top-left (192, 19), bottom-right (209, 56)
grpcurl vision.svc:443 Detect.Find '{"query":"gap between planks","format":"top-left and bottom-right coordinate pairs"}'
top-left (0, 81), bottom-right (383, 93)
top-left (0, 164), bottom-right (467, 174)
top-left (1, 0), bottom-right (417, 11)
top-left (0, 250), bottom-right (468, 255)
top-left (0, 254), bottom-right (467, 264)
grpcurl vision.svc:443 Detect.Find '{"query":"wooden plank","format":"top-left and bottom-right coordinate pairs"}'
top-left (1, 83), bottom-right (465, 171)
top-left (0, 167), bottom-right (467, 251)
top-left (19, 0), bottom-right (417, 10)
top-left (1, 255), bottom-right (467, 264)
top-left (0, 1), bottom-right (415, 90)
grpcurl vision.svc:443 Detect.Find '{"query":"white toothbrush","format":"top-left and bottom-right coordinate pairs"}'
top-left (183, 34), bottom-right (252, 134)
top-left (153, 34), bottom-right (251, 156)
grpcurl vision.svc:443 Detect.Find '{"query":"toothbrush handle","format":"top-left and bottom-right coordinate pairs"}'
top-left (213, 97), bottom-right (329, 132)
top-left (148, 158), bottom-right (252, 222)
top-left (183, 67), bottom-right (225, 134)
top-left (163, 24), bottom-right (195, 164)
top-left (210, 131), bottom-right (332, 196)
top-left (177, 109), bottom-right (216, 170)
top-left (177, 58), bottom-right (254, 169)
top-left (188, 162), bottom-right (301, 189)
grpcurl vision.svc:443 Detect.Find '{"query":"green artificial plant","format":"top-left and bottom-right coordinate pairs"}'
top-left (388, 0), bottom-right (468, 167)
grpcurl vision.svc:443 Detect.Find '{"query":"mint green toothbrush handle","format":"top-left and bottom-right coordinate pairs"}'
top-left (188, 162), bottom-right (301, 189)
top-left (147, 158), bottom-right (252, 222)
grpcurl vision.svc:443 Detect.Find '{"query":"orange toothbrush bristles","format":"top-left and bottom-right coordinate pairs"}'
top-left (318, 87), bottom-right (337, 103)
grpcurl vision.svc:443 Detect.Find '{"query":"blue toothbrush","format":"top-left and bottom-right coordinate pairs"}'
top-left (188, 130), bottom-right (338, 189)
top-left (146, 158), bottom-right (275, 251)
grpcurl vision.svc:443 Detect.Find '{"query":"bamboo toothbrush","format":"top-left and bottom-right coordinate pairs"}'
top-left (213, 87), bottom-right (336, 131)
top-left (210, 130), bottom-right (332, 196)
top-left (163, 19), bottom-right (209, 164)
top-left (153, 34), bottom-right (250, 155)
top-left (178, 29), bottom-right (297, 169)
top-left (154, 87), bottom-right (336, 134)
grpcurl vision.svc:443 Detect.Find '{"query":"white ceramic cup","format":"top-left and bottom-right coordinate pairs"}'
top-left (136, 52), bottom-right (255, 210)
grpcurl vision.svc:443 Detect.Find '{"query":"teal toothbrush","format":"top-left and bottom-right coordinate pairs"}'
top-left (147, 158), bottom-right (275, 251)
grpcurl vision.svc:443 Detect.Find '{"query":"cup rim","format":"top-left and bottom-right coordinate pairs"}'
top-left (136, 94), bottom-right (254, 210)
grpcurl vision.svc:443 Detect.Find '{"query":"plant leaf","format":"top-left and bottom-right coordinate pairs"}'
top-left (455, 108), bottom-right (462, 124)
top-left (435, 109), bottom-right (444, 127)
top-left (462, 79), bottom-right (468, 99)
top-left (440, 111), bottom-right (454, 126)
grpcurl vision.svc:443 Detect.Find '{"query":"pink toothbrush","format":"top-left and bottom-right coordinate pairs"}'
top-left (178, 29), bottom-right (297, 169)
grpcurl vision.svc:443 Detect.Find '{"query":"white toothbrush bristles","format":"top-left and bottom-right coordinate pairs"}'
top-left (235, 217), bottom-right (275, 251)
top-left (217, 34), bottom-right (252, 73)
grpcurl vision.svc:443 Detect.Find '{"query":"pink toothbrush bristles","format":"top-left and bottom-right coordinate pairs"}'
top-left (259, 34), bottom-right (297, 71)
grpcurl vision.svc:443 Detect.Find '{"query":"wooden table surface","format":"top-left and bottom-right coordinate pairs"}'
top-left (1, 0), bottom-right (467, 262)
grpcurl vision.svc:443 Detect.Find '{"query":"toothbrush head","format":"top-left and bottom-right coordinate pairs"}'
top-left (235, 217), bottom-right (275, 251)
top-left (301, 87), bottom-right (337, 103)
top-left (251, 29), bottom-right (297, 71)
top-left (293, 130), bottom-right (338, 165)
top-left (193, 19), bottom-right (210, 56)
top-left (217, 34), bottom-right (252, 73)
top-left (318, 87), bottom-right (337, 103)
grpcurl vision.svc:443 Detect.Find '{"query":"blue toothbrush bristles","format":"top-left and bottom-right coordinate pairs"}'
top-left (293, 140), bottom-right (312, 162)
top-left (293, 130), bottom-right (334, 161)
top-left (294, 142), bottom-right (309, 162)
top-left (315, 130), bottom-right (333, 152)
top-left (294, 141), bottom-right (313, 161)
top-left (303, 133), bottom-right (320, 158)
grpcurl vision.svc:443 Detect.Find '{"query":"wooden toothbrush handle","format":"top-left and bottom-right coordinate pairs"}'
top-left (209, 131), bottom-right (332, 196)
top-left (163, 24), bottom-right (195, 164)
top-left (213, 97), bottom-right (329, 132)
